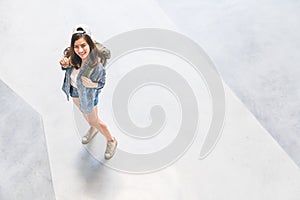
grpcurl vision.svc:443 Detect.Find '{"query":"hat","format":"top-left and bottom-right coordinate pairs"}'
top-left (72, 24), bottom-right (92, 36)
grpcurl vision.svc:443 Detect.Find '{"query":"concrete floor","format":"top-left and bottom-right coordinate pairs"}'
top-left (0, 80), bottom-right (55, 200)
top-left (0, 0), bottom-right (300, 199)
top-left (156, 0), bottom-right (300, 169)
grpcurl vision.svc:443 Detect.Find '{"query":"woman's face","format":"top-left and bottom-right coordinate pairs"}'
top-left (74, 37), bottom-right (90, 62)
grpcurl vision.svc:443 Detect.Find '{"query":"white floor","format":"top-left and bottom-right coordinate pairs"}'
top-left (0, 0), bottom-right (300, 199)
top-left (155, 0), bottom-right (300, 167)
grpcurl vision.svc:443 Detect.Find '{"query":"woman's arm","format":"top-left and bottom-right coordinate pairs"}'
top-left (59, 47), bottom-right (71, 70)
top-left (81, 66), bottom-right (105, 89)
top-left (81, 76), bottom-right (98, 88)
top-left (60, 57), bottom-right (70, 67)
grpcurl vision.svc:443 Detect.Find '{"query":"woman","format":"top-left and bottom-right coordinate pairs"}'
top-left (59, 25), bottom-right (117, 160)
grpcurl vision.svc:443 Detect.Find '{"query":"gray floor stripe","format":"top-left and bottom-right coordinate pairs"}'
top-left (0, 80), bottom-right (55, 200)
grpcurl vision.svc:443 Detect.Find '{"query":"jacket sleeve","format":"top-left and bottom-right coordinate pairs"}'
top-left (96, 67), bottom-right (106, 90)
top-left (61, 66), bottom-right (71, 71)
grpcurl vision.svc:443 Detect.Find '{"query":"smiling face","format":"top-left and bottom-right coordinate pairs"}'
top-left (74, 37), bottom-right (90, 62)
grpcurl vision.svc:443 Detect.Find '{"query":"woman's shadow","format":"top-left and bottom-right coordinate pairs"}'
top-left (75, 141), bottom-right (120, 198)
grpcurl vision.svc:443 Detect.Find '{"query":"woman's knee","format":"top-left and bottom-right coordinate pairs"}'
top-left (87, 119), bottom-right (98, 127)
top-left (100, 121), bottom-right (107, 129)
top-left (88, 119), bottom-right (107, 129)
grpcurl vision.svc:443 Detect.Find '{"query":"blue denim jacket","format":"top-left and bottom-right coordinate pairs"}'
top-left (62, 61), bottom-right (106, 114)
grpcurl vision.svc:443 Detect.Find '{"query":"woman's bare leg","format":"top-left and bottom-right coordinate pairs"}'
top-left (72, 97), bottom-right (117, 159)
top-left (85, 106), bottom-right (114, 141)
top-left (72, 98), bottom-right (97, 132)
top-left (72, 97), bottom-right (114, 141)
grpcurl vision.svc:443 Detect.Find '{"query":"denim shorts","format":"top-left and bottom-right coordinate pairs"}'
top-left (70, 85), bottom-right (98, 106)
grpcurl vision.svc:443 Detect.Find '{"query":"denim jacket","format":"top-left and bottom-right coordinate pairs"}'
top-left (62, 60), bottom-right (106, 114)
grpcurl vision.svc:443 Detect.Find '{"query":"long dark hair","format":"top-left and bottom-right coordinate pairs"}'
top-left (69, 33), bottom-right (100, 69)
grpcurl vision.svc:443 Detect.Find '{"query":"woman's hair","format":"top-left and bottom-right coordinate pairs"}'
top-left (69, 33), bottom-right (101, 69)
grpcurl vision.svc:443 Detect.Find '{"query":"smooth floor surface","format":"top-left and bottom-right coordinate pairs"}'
top-left (156, 0), bottom-right (300, 168)
top-left (0, 0), bottom-right (300, 199)
top-left (0, 80), bottom-right (55, 200)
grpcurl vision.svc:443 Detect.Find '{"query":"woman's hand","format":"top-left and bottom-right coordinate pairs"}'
top-left (81, 76), bottom-right (98, 88)
top-left (59, 57), bottom-right (70, 68)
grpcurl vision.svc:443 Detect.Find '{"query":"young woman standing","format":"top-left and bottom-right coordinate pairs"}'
top-left (60, 25), bottom-right (117, 160)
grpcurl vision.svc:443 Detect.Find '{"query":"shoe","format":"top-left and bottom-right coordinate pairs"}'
top-left (105, 138), bottom-right (118, 160)
top-left (82, 127), bottom-right (99, 144)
